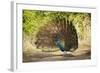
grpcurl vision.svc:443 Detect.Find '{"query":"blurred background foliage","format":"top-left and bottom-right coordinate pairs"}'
top-left (23, 10), bottom-right (91, 42)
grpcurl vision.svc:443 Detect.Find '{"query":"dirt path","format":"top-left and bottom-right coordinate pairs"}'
top-left (23, 49), bottom-right (90, 62)
top-left (23, 41), bottom-right (91, 62)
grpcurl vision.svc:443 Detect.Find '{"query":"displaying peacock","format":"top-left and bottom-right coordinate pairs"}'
top-left (35, 16), bottom-right (78, 53)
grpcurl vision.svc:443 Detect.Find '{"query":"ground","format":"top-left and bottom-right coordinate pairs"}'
top-left (23, 40), bottom-right (91, 62)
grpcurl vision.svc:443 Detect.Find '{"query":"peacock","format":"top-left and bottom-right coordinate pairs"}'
top-left (34, 17), bottom-right (78, 54)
